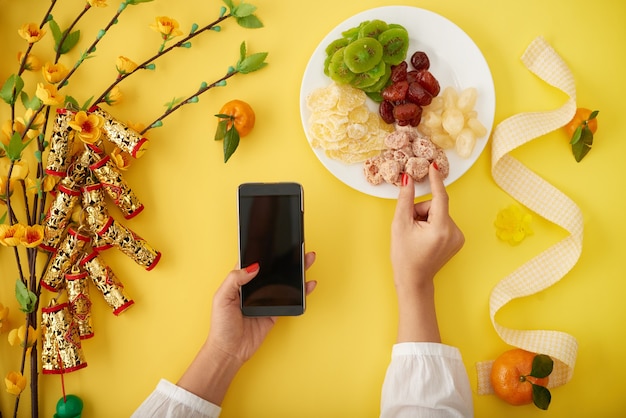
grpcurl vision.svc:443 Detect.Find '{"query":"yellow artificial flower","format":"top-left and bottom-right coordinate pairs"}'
top-left (0, 224), bottom-right (25, 246)
top-left (7, 117), bottom-right (39, 142)
top-left (18, 23), bottom-right (45, 44)
top-left (126, 120), bottom-right (146, 134)
top-left (8, 325), bottom-right (39, 351)
top-left (42, 174), bottom-right (58, 192)
top-left (111, 147), bottom-right (131, 170)
top-left (104, 85), bottom-right (123, 105)
top-left (10, 160), bottom-right (30, 180)
top-left (88, 0), bottom-right (108, 7)
top-left (0, 304), bottom-right (9, 333)
top-left (20, 225), bottom-right (43, 248)
top-left (150, 16), bottom-right (183, 39)
top-left (494, 204), bottom-right (533, 245)
top-left (0, 176), bottom-right (14, 200)
top-left (35, 83), bottom-right (65, 106)
top-left (116, 56), bottom-right (138, 75)
top-left (42, 62), bottom-right (69, 84)
top-left (68, 111), bottom-right (104, 144)
top-left (1, 120), bottom-right (14, 146)
top-left (17, 51), bottom-right (42, 71)
top-left (5, 371), bottom-right (27, 396)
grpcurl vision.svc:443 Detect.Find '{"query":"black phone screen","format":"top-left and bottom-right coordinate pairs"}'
top-left (238, 183), bottom-right (304, 316)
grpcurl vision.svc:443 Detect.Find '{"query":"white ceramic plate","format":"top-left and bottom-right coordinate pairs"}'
top-left (299, 6), bottom-right (495, 199)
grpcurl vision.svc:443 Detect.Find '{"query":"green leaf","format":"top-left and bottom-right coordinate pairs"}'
top-left (64, 95), bottom-right (80, 110)
top-left (236, 52), bottom-right (268, 74)
top-left (588, 110), bottom-right (599, 120)
top-left (232, 2), bottom-right (257, 18)
top-left (223, 125), bottom-right (240, 162)
top-left (239, 41), bottom-right (247, 63)
top-left (58, 29), bottom-right (81, 55)
top-left (530, 354), bottom-right (554, 378)
top-left (222, 0), bottom-right (235, 11)
top-left (1, 74), bottom-right (24, 105)
top-left (0, 212), bottom-right (6, 224)
top-left (214, 118), bottom-right (229, 141)
top-left (126, 0), bottom-right (155, 4)
top-left (48, 18), bottom-right (62, 44)
top-left (1, 132), bottom-right (33, 161)
top-left (15, 280), bottom-right (38, 314)
top-left (569, 125), bottom-right (582, 145)
top-left (81, 96), bottom-right (94, 111)
top-left (236, 14), bottom-right (263, 29)
top-left (20, 91), bottom-right (42, 110)
top-left (572, 127), bottom-right (593, 162)
top-left (532, 384), bottom-right (551, 410)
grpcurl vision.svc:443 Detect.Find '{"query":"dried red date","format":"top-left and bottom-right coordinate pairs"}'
top-left (406, 70), bottom-right (419, 84)
top-left (390, 61), bottom-right (408, 83)
top-left (410, 51), bottom-right (430, 71)
top-left (376, 50), bottom-right (439, 127)
top-left (415, 70), bottom-right (440, 97)
top-left (407, 82), bottom-right (432, 106)
top-left (392, 102), bottom-right (421, 123)
top-left (381, 80), bottom-right (409, 103)
top-left (379, 100), bottom-right (395, 124)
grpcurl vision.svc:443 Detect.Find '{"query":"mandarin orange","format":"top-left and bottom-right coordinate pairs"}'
top-left (218, 99), bottom-right (255, 137)
top-left (563, 107), bottom-right (598, 139)
top-left (490, 348), bottom-right (549, 406)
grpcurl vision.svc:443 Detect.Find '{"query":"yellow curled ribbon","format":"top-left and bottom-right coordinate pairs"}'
top-left (476, 36), bottom-right (582, 395)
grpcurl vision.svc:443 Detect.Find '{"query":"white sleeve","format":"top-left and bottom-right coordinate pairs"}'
top-left (380, 342), bottom-right (474, 418)
top-left (131, 379), bottom-right (222, 418)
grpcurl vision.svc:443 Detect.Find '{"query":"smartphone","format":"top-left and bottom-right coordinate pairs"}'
top-left (237, 182), bottom-right (305, 316)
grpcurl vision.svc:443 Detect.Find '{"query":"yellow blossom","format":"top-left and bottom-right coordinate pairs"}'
top-left (111, 147), bottom-right (131, 170)
top-left (0, 176), bottom-right (14, 200)
top-left (116, 56), bottom-right (138, 75)
top-left (35, 83), bottom-right (65, 106)
top-left (0, 304), bottom-right (9, 333)
top-left (5, 371), bottom-right (27, 396)
top-left (42, 174), bottom-right (58, 192)
top-left (105, 85), bottom-right (123, 105)
top-left (0, 224), bottom-right (25, 246)
top-left (494, 204), bottom-right (533, 245)
top-left (20, 225), bottom-right (43, 248)
top-left (17, 51), bottom-right (41, 71)
top-left (127, 120), bottom-right (146, 134)
top-left (68, 111), bottom-right (104, 144)
top-left (88, 0), bottom-right (108, 7)
top-left (42, 62), bottom-right (69, 84)
top-left (150, 16), bottom-right (183, 39)
top-left (8, 325), bottom-right (39, 351)
top-left (22, 108), bottom-right (45, 131)
top-left (10, 160), bottom-right (30, 180)
top-left (18, 23), bottom-right (45, 44)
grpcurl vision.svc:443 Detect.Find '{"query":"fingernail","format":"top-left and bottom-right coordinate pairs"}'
top-left (401, 173), bottom-right (409, 186)
top-left (245, 262), bottom-right (259, 273)
top-left (432, 162), bottom-right (439, 171)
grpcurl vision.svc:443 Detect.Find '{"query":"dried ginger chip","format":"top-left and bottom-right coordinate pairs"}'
top-left (307, 82), bottom-right (391, 164)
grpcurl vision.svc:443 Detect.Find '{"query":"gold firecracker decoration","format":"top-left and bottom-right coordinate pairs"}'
top-left (37, 108), bottom-right (160, 374)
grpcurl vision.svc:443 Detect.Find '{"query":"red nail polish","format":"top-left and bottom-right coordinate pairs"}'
top-left (433, 162), bottom-right (439, 171)
top-left (245, 262), bottom-right (259, 273)
top-left (401, 173), bottom-right (409, 186)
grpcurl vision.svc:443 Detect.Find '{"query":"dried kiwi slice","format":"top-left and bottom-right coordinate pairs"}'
top-left (362, 63), bottom-right (391, 93)
top-left (325, 38), bottom-right (349, 58)
top-left (378, 27), bottom-right (409, 66)
top-left (358, 19), bottom-right (389, 39)
top-left (343, 37), bottom-right (383, 73)
top-left (327, 47), bottom-right (356, 84)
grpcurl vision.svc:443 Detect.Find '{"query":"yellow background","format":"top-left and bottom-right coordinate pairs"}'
top-left (1, 0), bottom-right (625, 417)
